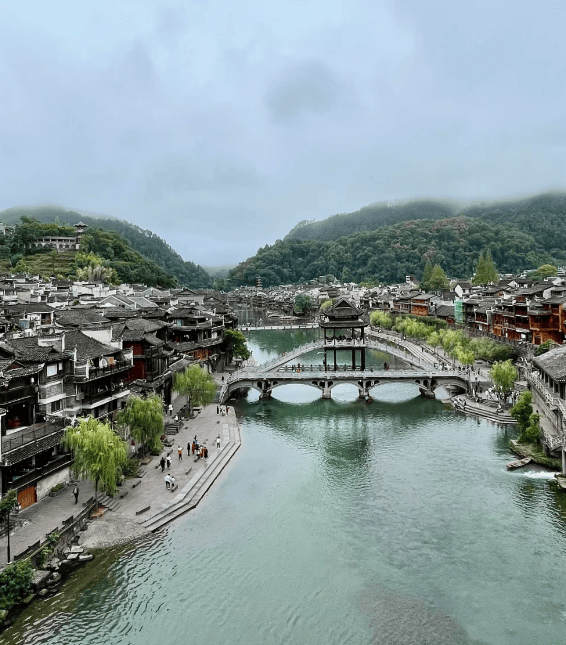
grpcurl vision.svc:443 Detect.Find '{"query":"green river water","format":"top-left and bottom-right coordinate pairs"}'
top-left (4, 328), bottom-right (566, 645)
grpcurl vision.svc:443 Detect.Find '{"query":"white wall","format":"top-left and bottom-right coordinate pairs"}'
top-left (36, 466), bottom-right (71, 501)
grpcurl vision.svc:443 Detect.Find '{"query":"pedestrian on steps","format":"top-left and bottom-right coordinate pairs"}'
top-left (165, 474), bottom-right (171, 490)
top-left (216, 435), bottom-right (221, 450)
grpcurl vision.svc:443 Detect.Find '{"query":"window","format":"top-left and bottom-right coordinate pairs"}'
top-left (46, 364), bottom-right (57, 377)
top-left (51, 399), bottom-right (62, 412)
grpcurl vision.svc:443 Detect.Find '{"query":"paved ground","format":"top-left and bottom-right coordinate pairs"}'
top-left (0, 371), bottom-right (240, 567)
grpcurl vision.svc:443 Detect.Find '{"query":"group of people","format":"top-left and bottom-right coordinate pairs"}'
top-left (216, 405), bottom-right (229, 415)
top-left (160, 454), bottom-right (172, 471)
top-left (164, 473), bottom-right (176, 490)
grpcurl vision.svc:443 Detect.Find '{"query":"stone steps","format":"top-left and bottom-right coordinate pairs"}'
top-left (97, 495), bottom-right (122, 512)
top-left (139, 439), bottom-right (240, 532)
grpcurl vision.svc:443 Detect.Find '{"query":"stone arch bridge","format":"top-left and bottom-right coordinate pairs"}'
top-left (219, 337), bottom-right (471, 402)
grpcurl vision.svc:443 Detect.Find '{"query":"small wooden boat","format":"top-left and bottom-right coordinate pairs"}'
top-left (506, 457), bottom-right (532, 470)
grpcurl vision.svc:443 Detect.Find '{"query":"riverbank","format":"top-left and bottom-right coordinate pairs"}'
top-left (508, 439), bottom-right (562, 470)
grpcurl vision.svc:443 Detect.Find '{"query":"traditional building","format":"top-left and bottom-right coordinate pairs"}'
top-left (33, 222), bottom-right (87, 251)
top-left (320, 297), bottom-right (368, 371)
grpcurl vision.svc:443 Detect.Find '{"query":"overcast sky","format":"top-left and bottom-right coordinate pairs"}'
top-left (1, 1), bottom-right (565, 266)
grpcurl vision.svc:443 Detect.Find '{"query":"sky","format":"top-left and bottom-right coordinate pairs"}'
top-left (1, 0), bottom-right (565, 267)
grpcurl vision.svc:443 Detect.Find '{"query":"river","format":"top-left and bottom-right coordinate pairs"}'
top-left (5, 329), bottom-right (566, 645)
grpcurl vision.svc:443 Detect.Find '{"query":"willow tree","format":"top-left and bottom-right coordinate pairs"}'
top-left (63, 417), bottom-right (127, 508)
top-left (489, 360), bottom-right (518, 402)
top-left (173, 364), bottom-right (217, 410)
top-left (116, 393), bottom-right (163, 456)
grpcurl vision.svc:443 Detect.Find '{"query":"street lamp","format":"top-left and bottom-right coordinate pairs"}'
top-left (5, 496), bottom-right (20, 564)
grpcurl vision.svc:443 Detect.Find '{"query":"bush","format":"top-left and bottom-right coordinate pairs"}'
top-left (120, 458), bottom-right (140, 478)
top-left (520, 413), bottom-right (541, 444)
top-left (50, 483), bottom-right (64, 493)
top-left (0, 559), bottom-right (33, 610)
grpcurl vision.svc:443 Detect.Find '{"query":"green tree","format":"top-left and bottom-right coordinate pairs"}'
top-left (534, 339), bottom-right (558, 356)
top-left (421, 260), bottom-right (433, 289)
top-left (522, 413), bottom-right (541, 443)
top-left (489, 360), bottom-right (518, 401)
top-left (63, 417), bottom-right (127, 507)
top-left (473, 248), bottom-right (498, 284)
top-left (427, 264), bottom-right (449, 291)
top-left (370, 310), bottom-right (393, 329)
top-left (531, 264), bottom-right (557, 280)
top-left (224, 329), bottom-right (251, 361)
top-left (116, 393), bottom-right (164, 456)
top-left (173, 364), bottom-right (217, 409)
top-left (510, 391), bottom-right (533, 439)
top-left (294, 293), bottom-right (313, 314)
top-left (13, 258), bottom-right (30, 274)
top-left (0, 559), bottom-right (33, 610)
top-left (320, 299), bottom-right (334, 311)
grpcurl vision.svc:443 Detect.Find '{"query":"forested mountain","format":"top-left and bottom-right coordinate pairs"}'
top-left (0, 217), bottom-right (179, 287)
top-left (285, 199), bottom-right (459, 242)
top-left (229, 214), bottom-right (565, 287)
top-left (0, 206), bottom-right (211, 288)
top-left (284, 192), bottom-right (566, 250)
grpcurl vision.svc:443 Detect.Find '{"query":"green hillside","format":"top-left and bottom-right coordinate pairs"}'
top-left (285, 199), bottom-right (458, 242)
top-left (0, 217), bottom-right (178, 287)
top-left (229, 213), bottom-right (563, 287)
top-left (0, 206), bottom-right (211, 288)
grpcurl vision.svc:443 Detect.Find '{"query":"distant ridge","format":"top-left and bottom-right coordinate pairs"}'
top-left (0, 205), bottom-right (211, 288)
top-left (229, 191), bottom-right (566, 287)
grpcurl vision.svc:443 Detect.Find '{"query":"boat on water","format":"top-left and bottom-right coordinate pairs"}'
top-left (506, 457), bottom-right (532, 470)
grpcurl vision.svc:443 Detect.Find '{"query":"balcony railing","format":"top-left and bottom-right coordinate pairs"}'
top-left (2, 420), bottom-right (65, 454)
top-left (8, 454), bottom-right (73, 489)
top-left (0, 384), bottom-right (37, 406)
top-left (73, 358), bottom-right (133, 382)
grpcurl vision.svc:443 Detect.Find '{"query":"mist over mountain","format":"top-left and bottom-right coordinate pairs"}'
top-left (0, 205), bottom-right (211, 288)
top-left (229, 192), bottom-right (566, 287)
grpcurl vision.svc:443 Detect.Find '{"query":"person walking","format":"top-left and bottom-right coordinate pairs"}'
top-left (217, 405), bottom-right (219, 414)
top-left (73, 485), bottom-right (79, 505)
top-left (216, 435), bottom-right (221, 450)
top-left (165, 473), bottom-right (171, 490)
top-left (160, 456), bottom-right (166, 472)
top-left (166, 455), bottom-right (172, 470)
top-left (177, 445), bottom-right (183, 461)
top-left (168, 403), bottom-right (173, 416)
top-left (187, 441), bottom-right (191, 456)
top-left (170, 475), bottom-right (176, 490)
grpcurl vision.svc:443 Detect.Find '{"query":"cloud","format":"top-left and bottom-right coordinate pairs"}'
top-left (264, 59), bottom-right (343, 123)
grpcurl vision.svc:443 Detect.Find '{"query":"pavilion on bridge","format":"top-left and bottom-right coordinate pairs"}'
top-left (320, 297), bottom-right (368, 371)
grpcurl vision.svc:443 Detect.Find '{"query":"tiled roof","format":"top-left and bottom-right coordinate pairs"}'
top-left (533, 344), bottom-right (566, 381)
top-left (55, 310), bottom-right (111, 327)
top-left (64, 330), bottom-right (121, 360)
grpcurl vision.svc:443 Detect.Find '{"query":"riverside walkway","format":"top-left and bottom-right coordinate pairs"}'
top-left (0, 374), bottom-right (241, 567)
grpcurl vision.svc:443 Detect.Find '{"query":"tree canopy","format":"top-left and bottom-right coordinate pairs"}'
top-left (116, 393), bottom-right (164, 455)
top-left (489, 360), bottom-right (518, 399)
top-left (63, 417), bottom-right (127, 505)
top-left (473, 248), bottom-right (498, 284)
top-left (224, 329), bottom-right (251, 361)
top-left (173, 364), bottom-right (217, 408)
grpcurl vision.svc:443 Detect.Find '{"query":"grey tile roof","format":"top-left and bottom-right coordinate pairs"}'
top-left (55, 310), bottom-right (111, 327)
top-left (64, 330), bottom-right (121, 361)
top-left (533, 344), bottom-right (566, 381)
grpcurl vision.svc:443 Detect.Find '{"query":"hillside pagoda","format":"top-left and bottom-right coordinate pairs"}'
top-left (319, 297), bottom-right (368, 370)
